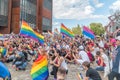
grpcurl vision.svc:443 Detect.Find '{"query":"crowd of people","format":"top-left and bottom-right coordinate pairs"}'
top-left (0, 33), bottom-right (120, 80)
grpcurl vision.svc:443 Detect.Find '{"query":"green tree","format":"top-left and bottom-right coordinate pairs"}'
top-left (90, 23), bottom-right (105, 36)
top-left (72, 24), bottom-right (82, 35)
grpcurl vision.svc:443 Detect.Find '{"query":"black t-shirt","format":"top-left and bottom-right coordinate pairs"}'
top-left (86, 68), bottom-right (101, 80)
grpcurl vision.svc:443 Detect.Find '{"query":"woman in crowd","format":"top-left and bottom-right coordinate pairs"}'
top-left (95, 51), bottom-right (106, 71)
top-left (50, 49), bottom-right (68, 80)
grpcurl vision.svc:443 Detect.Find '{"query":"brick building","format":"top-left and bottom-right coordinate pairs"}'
top-left (0, 0), bottom-right (52, 34)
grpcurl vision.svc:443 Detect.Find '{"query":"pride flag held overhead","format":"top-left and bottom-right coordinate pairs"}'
top-left (61, 23), bottom-right (74, 38)
top-left (34, 31), bottom-right (44, 45)
top-left (31, 55), bottom-right (49, 80)
top-left (20, 21), bottom-right (44, 45)
top-left (82, 26), bottom-right (95, 39)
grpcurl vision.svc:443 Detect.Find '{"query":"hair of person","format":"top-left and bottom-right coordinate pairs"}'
top-left (82, 61), bottom-right (90, 68)
top-left (95, 43), bottom-right (99, 47)
top-left (96, 51), bottom-right (101, 56)
top-left (100, 47), bottom-right (105, 52)
top-left (57, 67), bottom-right (66, 75)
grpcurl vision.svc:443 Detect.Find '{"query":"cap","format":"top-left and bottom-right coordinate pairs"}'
top-left (79, 46), bottom-right (84, 50)
top-left (116, 36), bottom-right (120, 41)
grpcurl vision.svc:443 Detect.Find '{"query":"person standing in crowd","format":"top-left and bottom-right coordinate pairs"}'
top-left (99, 48), bottom-right (110, 77)
top-left (108, 36), bottom-right (120, 80)
top-left (82, 61), bottom-right (101, 80)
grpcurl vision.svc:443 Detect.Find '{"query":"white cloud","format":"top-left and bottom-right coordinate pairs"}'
top-left (93, 0), bottom-right (104, 8)
top-left (53, 0), bottom-right (105, 20)
top-left (95, 3), bottom-right (104, 8)
top-left (109, 0), bottom-right (120, 11)
top-left (52, 22), bottom-right (59, 26)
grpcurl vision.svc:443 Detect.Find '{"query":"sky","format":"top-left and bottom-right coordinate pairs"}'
top-left (52, 0), bottom-right (120, 32)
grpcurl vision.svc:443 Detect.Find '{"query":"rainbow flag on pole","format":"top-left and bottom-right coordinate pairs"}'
top-left (0, 47), bottom-right (7, 57)
top-left (31, 55), bottom-right (49, 80)
top-left (34, 31), bottom-right (44, 44)
top-left (61, 23), bottom-right (74, 37)
top-left (82, 26), bottom-right (95, 39)
top-left (20, 21), bottom-right (44, 45)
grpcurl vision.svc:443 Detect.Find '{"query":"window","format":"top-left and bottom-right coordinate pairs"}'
top-left (20, 0), bottom-right (37, 28)
top-left (42, 17), bottom-right (51, 31)
top-left (0, 0), bottom-right (9, 26)
top-left (43, 0), bottom-right (52, 10)
top-left (42, 17), bottom-right (51, 26)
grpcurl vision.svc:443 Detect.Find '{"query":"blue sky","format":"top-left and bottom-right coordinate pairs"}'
top-left (52, 0), bottom-right (120, 32)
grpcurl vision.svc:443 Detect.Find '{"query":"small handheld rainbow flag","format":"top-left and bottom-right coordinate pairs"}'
top-left (61, 23), bottom-right (74, 37)
top-left (0, 47), bottom-right (7, 57)
top-left (20, 21), bottom-right (44, 45)
top-left (31, 55), bottom-right (49, 80)
top-left (77, 73), bottom-right (83, 80)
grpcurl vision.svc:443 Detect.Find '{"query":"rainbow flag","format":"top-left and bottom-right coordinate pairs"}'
top-left (77, 73), bottom-right (83, 80)
top-left (20, 21), bottom-right (44, 45)
top-left (0, 47), bottom-right (7, 57)
top-left (34, 31), bottom-right (44, 44)
top-left (82, 26), bottom-right (95, 39)
top-left (61, 23), bottom-right (74, 37)
top-left (31, 55), bottom-right (49, 80)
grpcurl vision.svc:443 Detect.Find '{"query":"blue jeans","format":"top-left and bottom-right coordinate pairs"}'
top-left (108, 71), bottom-right (120, 80)
top-left (14, 61), bottom-right (23, 66)
top-left (95, 66), bottom-right (104, 71)
top-left (18, 61), bottom-right (27, 69)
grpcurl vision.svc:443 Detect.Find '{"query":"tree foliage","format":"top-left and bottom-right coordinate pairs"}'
top-left (90, 23), bottom-right (105, 36)
top-left (72, 24), bottom-right (82, 35)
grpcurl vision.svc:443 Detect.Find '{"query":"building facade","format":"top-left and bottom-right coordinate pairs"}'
top-left (0, 0), bottom-right (52, 34)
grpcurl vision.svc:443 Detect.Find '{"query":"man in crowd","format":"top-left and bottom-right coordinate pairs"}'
top-left (82, 61), bottom-right (101, 80)
top-left (108, 36), bottom-right (120, 80)
top-left (57, 68), bottom-right (67, 80)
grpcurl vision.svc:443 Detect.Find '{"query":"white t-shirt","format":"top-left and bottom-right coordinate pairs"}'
top-left (65, 45), bottom-right (69, 50)
top-left (99, 40), bottom-right (104, 48)
top-left (102, 53), bottom-right (109, 66)
top-left (79, 51), bottom-right (90, 62)
top-left (92, 47), bottom-right (99, 56)
top-left (102, 53), bottom-right (110, 77)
